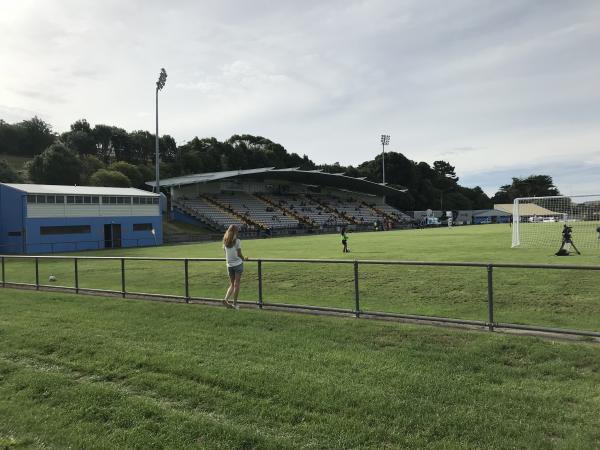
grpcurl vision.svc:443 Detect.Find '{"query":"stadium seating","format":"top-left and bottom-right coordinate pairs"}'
top-left (206, 193), bottom-right (299, 230)
top-left (364, 202), bottom-right (413, 224)
top-left (176, 198), bottom-right (247, 230)
top-left (261, 194), bottom-right (348, 228)
top-left (315, 195), bottom-right (381, 225)
top-left (174, 192), bottom-right (411, 232)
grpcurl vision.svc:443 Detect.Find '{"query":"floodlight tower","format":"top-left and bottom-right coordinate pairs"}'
top-left (380, 134), bottom-right (390, 184)
top-left (155, 68), bottom-right (167, 194)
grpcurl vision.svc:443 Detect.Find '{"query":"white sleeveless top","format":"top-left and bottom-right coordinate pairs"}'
top-left (224, 239), bottom-right (242, 267)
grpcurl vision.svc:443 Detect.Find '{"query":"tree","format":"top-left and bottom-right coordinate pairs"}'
top-left (160, 135), bottom-right (177, 163)
top-left (433, 160), bottom-right (458, 181)
top-left (128, 130), bottom-right (155, 163)
top-left (110, 127), bottom-right (131, 162)
top-left (27, 143), bottom-right (82, 185)
top-left (0, 120), bottom-right (22, 155)
top-left (70, 119), bottom-right (92, 133)
top-left (491, 175), bottom-right (560, 204)
top-left (60, 119), bottom-right (95, 156)
top-left (109, 161), bottom-right (143, 188)
top-left (136, 164), bottom-right (155, 184)
top-left (0, 117), bottom-right (55, 156)
top-left (93, 124), bottom-right (114, 163)
top-left (89, 169), bottom-right (131, 187)
top-left (443, 191), bottom-right (473, 210)
top-left (18, 116), bottom-right (56, 156)
top-left (61, 130), bottom-right (96, 156)
top-left (458, 186), bottom-right (491, 209)
top-left (178, 148), bottom-right (204, 174)
top-left (0, 160), bottom-right (22, 183)
top-left (80, 155), bottom-right (105, 184)
top-left (432, 160), bottom-right (459, 193)
top-left (356, 151), bottom-right (417, 186)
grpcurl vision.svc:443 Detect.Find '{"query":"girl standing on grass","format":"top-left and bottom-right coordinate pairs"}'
top-left (223, 225), bottom-right (247, 309)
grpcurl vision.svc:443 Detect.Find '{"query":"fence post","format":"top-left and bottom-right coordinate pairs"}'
top-left (257, 259), bottom-right (263, 308)
top-left (184, 259), bottom-right (190, 303)
top-left (74, 258), bottom-right (79, 293)
top-left (35, 257), bottom-right (39, 290)
top-left (121, 258), bottom-right (126, 298)
top-left (1, 256), bottom-right (4, 287)
top-left (354, 260), bottom-right (360, 318)
top-left (487, 265), bottom-right (494, 331)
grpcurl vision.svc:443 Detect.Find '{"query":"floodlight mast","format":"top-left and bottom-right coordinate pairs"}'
top-left (380, 134), bottom-right (390, 184)
top-left (155, 68), bottom-right (167, 194)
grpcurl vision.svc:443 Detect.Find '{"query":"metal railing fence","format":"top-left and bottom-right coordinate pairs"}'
top-left (0, 238), bottom-right (159, 254)
top-left (1, 254), bottom-right (599, 338)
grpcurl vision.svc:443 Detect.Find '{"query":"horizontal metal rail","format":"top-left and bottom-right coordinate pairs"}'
top-left (361, 310), bottom-right (488, 327)
top-left (1, 254), bottom-right (599, 271)
top-left (1, 254), bottom-right (599, 339)
top-left (495, 322), bottom-right (600, 338)
top-left (262, 302), bottom-right (355, 315)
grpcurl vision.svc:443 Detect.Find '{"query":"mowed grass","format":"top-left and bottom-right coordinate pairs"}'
top-left (1, 289), bottom-right (600, 449)
top-left (2, 225), bottom-right (599, 332)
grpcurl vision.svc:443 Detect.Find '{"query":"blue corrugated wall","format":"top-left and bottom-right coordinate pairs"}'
top-left (24, 216), bottom-right (163, 253)
top-left (0, 185), bottom-right (26, 253)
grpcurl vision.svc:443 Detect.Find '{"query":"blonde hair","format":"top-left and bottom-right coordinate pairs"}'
top-left (223, 225), bottom-right (238, 248)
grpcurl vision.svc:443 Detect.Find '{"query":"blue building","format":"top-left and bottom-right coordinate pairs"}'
top-left (0, 183), bottom-right (163, 253)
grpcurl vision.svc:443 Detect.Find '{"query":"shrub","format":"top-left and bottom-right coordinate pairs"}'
top-left (89, 169), bottom-right (132, 187)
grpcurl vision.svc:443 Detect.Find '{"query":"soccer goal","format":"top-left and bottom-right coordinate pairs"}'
top-left (512, 195), bottom-right (600, 249)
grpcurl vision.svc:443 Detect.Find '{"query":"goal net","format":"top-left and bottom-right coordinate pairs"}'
top-left (512, 195), bottom-right (600, 249)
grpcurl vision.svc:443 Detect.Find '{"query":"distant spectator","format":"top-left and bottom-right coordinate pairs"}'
top-left (341, 227), bottom-right (349, 253)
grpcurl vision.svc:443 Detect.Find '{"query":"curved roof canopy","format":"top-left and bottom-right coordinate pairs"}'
top-left (147, 167), bottom-right (407, 197)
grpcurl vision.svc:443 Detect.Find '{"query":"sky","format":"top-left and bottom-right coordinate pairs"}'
top-left (1, 0), bottom-right (599, 196)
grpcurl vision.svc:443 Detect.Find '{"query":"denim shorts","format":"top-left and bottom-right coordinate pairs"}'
top-left (228, 263), bottom-right (244, 276)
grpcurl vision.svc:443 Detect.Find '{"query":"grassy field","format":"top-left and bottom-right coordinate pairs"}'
top-left (1, 289), bottom-right (599, 449)
top-left (2, 225), bottom-right (599, 332)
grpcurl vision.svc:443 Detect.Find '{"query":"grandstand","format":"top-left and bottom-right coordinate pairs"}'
top-left (177, 197), bottom-right (247, 230)
top-left (148, 168), bottom-right (410, 234)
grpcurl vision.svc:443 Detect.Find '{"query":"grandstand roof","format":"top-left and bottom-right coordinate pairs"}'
top-left (494, 203), bottom-right (557, 216)
top-left (2, 183), bottom-right (158, 197)
top-left (148, 167), bottom-right (407, 196)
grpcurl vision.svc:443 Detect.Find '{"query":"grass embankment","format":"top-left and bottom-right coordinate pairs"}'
top-left (162, 217), bottom-right (216, 237)
top-left (1, 289), bottom-right (599, 449)
top-left (3, 225), bottom-right (599, 332)
top-left (0, 153), bottom-right (31, 171)
top-left (0, 153), bottom-right (31, 182)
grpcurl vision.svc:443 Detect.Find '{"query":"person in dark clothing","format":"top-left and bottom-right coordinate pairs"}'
top-left (341, 227), bottom-right (349, 253)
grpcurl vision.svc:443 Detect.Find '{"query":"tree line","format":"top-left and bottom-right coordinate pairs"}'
top-left (0, 116), bottom-right (560, 210)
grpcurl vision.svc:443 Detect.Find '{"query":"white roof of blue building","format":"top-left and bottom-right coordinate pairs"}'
top-left (2, 183), bottom-right (159, 196)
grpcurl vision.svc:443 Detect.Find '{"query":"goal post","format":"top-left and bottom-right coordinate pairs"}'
top-left (511, 194), bottom-right (600, 249)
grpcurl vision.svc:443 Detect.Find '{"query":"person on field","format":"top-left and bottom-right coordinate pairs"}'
top-left (341, 227), bottom-right (349, 253)
top-left (223, 225), bottom-right (247, 310)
